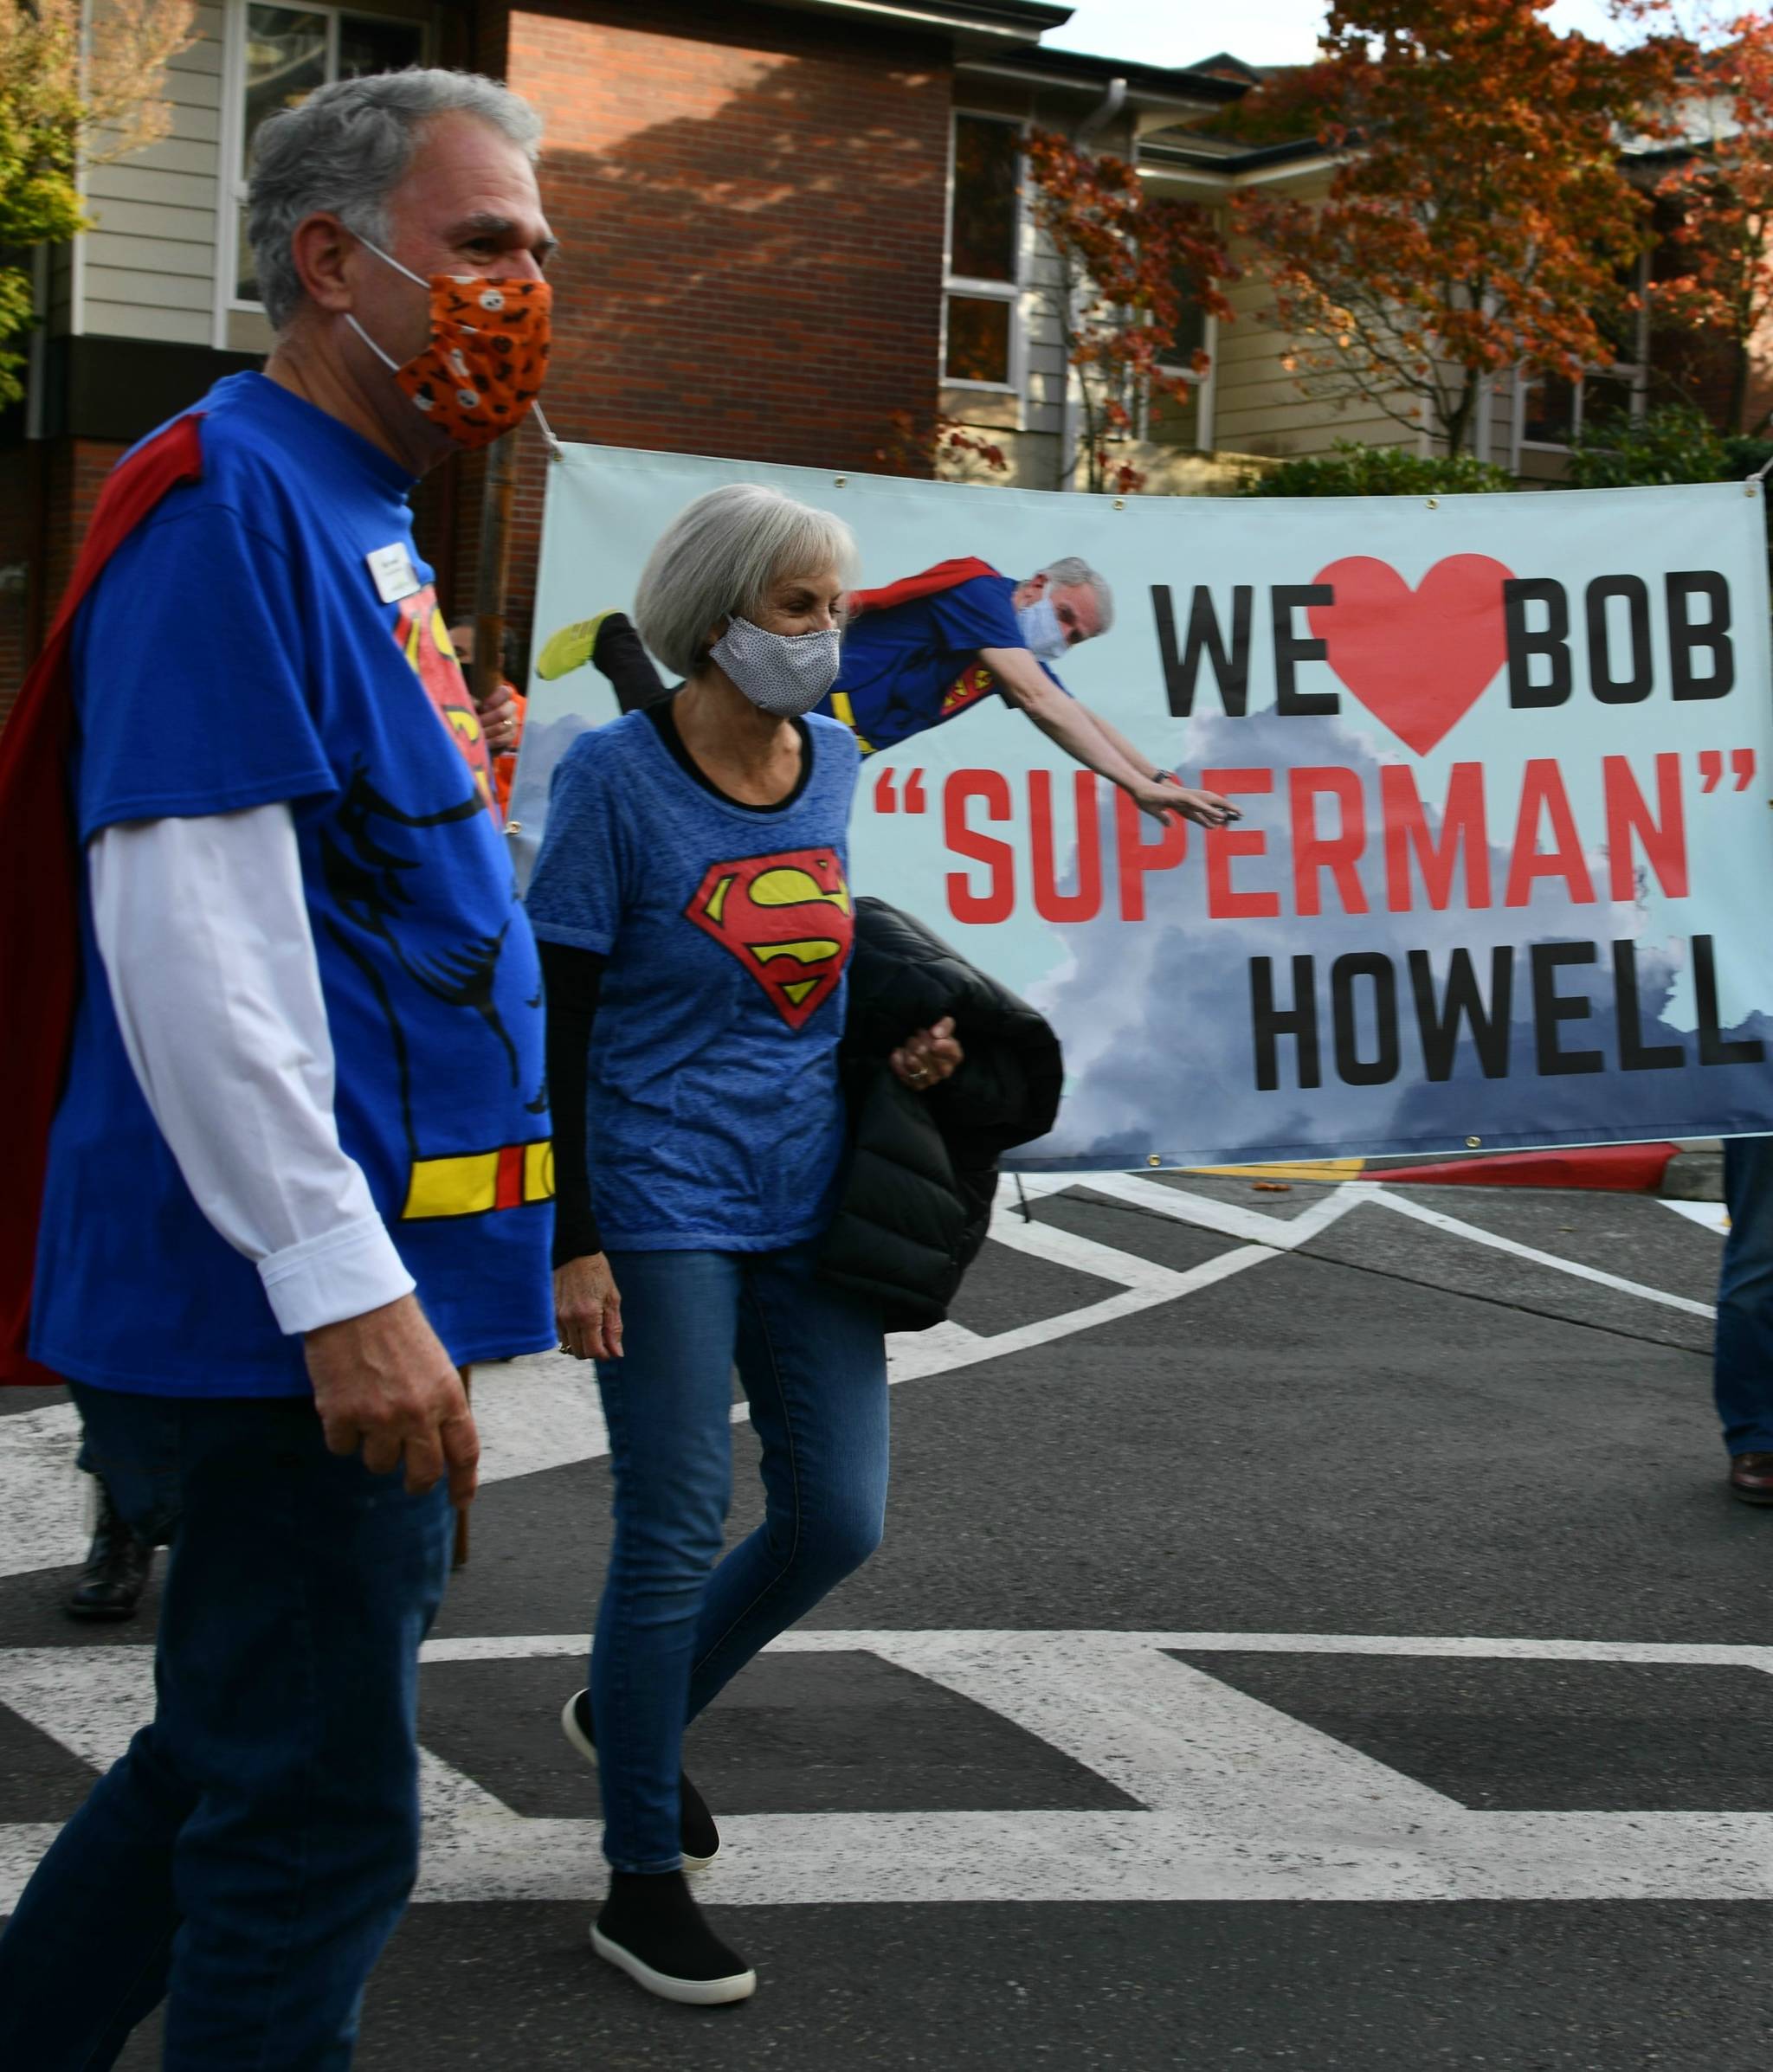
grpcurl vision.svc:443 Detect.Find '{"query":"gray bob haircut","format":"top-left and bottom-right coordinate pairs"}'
top-left (248, 69), bottom-right (542, 331)
top-left (635, 485), bottom-right (861, 678)
top-left (1037, 555), bottom-right (1114, 634)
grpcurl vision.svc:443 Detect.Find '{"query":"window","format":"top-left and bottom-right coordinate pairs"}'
top-left (1518, 364), bottom-right (1645, 451)
top-left (226, 2), bottom-right (428, 307)
top-left (1136, 260), bottom-right (1216, 452)
top-left (1518, 260), bottom-right (1649, 454)
top-left (944, 113), bottom-right (1021, 389)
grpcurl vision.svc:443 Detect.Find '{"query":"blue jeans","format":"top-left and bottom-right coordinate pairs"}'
top-left (593, 1240), bottom-right (888, 1873)
top-left (1716, 1137), bottom-right (1773, 1454)
top-left (0, 1382), bottom-right (452, 2070)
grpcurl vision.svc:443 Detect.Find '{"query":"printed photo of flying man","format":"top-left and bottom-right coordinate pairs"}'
top-left (534, 555), bottom-right (1236, 830)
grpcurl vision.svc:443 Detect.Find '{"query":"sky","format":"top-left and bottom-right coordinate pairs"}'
top-left (1041, 0), bottom-right (1631, 70)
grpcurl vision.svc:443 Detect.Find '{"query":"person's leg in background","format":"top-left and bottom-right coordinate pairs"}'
top-left (1715, 1135), bottom-right (1773, 1499)
top-left (64, 1417), bottom-right (157, 1621)
top-left (686, 1239), bottom-right (888, 1721)
top-left (0, 1381), bottom-right (452, 2071)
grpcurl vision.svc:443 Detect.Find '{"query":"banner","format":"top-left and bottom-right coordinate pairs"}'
top-left (514, 445), bottom-right (1773, 1169)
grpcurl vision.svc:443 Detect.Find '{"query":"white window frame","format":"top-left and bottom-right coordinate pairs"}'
top-left (1131, 306), bottom-right (1218, 454)
top-left (942, 109), bottom-right (1026, 397)
top-left (1514, 364), bottom-right (1649, 459)
top-left (1513, 258), bottom-right (1653, 462)
top-left (214, 0), bottom-right (431, 345)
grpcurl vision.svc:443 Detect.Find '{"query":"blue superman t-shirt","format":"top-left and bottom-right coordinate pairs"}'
top-left (31, 372), bottom-right (554, 1395)
top-left (818, 570), bottom-right (1063, 755)
top-left (525, 709), bottom-right (860, 1252)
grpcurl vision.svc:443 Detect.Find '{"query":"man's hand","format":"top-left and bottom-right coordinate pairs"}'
top-left (555, 1252), bottom-right (623, 1361)
top-left (304, 1293), bottom-right (480, 1504)
top-left (475, 676), bottom-right (519, 753)
top-left (1131, 778), bottom-right (1241, 830)
top-left (890, 1015), bottom-right (964, 1092)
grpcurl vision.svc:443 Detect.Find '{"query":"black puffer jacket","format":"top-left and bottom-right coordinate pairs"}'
top-left (819, 899), bottom-right (1064, 1332)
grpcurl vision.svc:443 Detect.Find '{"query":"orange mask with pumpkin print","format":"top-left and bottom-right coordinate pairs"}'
top-left (349, 238), bottom-right (551, 449)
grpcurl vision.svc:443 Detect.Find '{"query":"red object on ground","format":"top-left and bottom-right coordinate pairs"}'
top-left (0, 413), bottom-right (206, 1387)
top-left (1373, 1142), bottom-right (1680, 1192)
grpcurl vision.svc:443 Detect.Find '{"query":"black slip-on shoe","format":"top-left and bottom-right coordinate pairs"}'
top-left (560, 1688), bottom-right (720, 1870)
top-left (592, 1871), bottom-right (755, 2006)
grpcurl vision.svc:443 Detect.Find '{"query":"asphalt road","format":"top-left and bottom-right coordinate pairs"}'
top-left (4, 1175), bottom-right (1768, 2071)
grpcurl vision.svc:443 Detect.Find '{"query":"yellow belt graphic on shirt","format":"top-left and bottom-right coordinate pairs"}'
top-left (401, 1139), bottom-right (554, 1221)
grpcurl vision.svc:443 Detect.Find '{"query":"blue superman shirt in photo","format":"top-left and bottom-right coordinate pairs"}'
top-left (818, 570), bottom-right (1064, 756)
top-left (31, 372), bottom-right (555, 1395)
top-left (525, 709), bottom-right (860, 1252)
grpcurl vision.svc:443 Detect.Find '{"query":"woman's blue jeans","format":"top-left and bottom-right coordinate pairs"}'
top-left (592, 1239), bottom-right (888, 1873)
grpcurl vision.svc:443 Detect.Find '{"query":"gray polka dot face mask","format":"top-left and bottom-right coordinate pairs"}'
top-left (709, 615), bottom-right (841, 717)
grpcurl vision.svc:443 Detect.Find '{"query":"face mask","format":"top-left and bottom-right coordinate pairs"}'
top-left (1015, 594), bottom-right (1069, 660)
top-left (348, 237), bottom-right (551, 449)
top-left (709, 614), bottom-right (841, 717)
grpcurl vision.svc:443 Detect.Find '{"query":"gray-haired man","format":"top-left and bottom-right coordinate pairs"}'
top-left (0, 70), bottom-right (557, 2067)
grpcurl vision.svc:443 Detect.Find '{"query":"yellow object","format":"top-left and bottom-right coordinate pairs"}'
top-left (1187, 1158), bottom-right (1368, 1182)
top-left (401, 1140), bottom-right (556, 1220)
top-left (827, 689), bottom-right (874, 755)
top-left (534, 610), bottom-right (615, 681)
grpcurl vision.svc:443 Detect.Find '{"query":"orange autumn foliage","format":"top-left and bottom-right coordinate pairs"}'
top-left (1234, 0), bottom-right (1674, 454)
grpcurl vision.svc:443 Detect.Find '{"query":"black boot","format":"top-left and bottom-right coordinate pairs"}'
top-left (560, 1689), bottom-right (721, 1869)
top-left (592, 1870), bottom-right (755, 2005)
top-left (63, 1480), bottom-right (152, 1624)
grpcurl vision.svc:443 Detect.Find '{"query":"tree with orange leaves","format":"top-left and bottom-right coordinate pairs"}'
top-left (1022, 126), bottom-right (1234, 493)
top-left (1233, 0), bottom-right (1671, 454)
top-left (1654, 12), bottom-right (1773, 431)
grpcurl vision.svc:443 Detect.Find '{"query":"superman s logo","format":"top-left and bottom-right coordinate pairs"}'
top-left (686, 848), bottom-right (854, 1031)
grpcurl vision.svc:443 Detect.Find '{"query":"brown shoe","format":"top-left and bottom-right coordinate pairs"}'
top-left (1729, 1452), bottom-right (1773, 1505)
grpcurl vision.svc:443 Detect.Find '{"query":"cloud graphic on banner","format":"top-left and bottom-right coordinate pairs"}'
top-left (1019, 711), bottom-right (1771, 1167)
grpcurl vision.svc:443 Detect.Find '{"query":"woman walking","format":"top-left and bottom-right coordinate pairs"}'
top-left (525, 485), bottom-right (960, 2005)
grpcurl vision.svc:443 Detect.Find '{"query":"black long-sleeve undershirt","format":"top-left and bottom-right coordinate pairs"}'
top-left (538, 937), bottom-right (606, 1267)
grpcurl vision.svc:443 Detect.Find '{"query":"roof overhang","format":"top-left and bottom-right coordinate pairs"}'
top-left (957, 43), bottom-right (1248, 119)
top-left (757, 0), bottom-right (1073, 48)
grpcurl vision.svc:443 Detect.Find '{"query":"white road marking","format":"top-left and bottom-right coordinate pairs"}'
top-left (10, 1629), bottom-right (1773, 1909)
top-left (1362, 1187), bottom-right (1718, 1319)
top-left (0, 1174), bottom-right (1716, 1583)
top-left (1073, 1174), bottom-right (1361, 1252)
top-left (1662, 1198), bottom-right (1731, 1236)
top-left (0, 1405), bottom-right (90, 1587)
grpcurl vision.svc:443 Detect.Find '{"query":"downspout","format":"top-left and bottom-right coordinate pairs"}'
top-left (1075, 76), bottom-right (1128, 151)
top-left (1061, 80), bottom-right (1127, 488)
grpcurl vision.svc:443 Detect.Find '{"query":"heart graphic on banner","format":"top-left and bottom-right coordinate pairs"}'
top-left (1309, 554), bottom-right (1515, 756)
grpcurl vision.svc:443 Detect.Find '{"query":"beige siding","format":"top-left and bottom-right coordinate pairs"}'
top-left (79, 3), bottom-right (226, 342)
top-left (1211, 262), bottom-right (1414, 458)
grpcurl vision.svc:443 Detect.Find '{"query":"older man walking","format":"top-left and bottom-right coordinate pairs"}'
top-left (0, 70), bottom-right (556, 2069)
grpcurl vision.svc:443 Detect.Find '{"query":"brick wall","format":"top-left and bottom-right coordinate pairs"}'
top-left (487, 0), bottom-right (951, 642)
top-left (0, 434), bottom-right (123, 727)
top-left (3, 3), bottom-right (954, 700)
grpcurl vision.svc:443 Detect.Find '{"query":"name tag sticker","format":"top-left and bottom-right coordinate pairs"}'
top-left (366, 543), bottom-right (421, 604)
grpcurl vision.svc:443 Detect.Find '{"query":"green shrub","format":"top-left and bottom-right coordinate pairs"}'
top-left (1563, 402), bottom-right (1729, 488)
top-left (1723, 433), bottom-right (1773, 479)
top-left (1241, 441), bottom-right (1516, 498)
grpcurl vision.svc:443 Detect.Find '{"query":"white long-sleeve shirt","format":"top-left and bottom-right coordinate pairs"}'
top-left (88, 803), bottom-right (416, 1335)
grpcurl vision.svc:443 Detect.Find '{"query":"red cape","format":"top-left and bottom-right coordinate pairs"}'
top-left (846, 557), bottom-right (999, 620)
top-left (0, 414), bottom-right (206, 1386)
